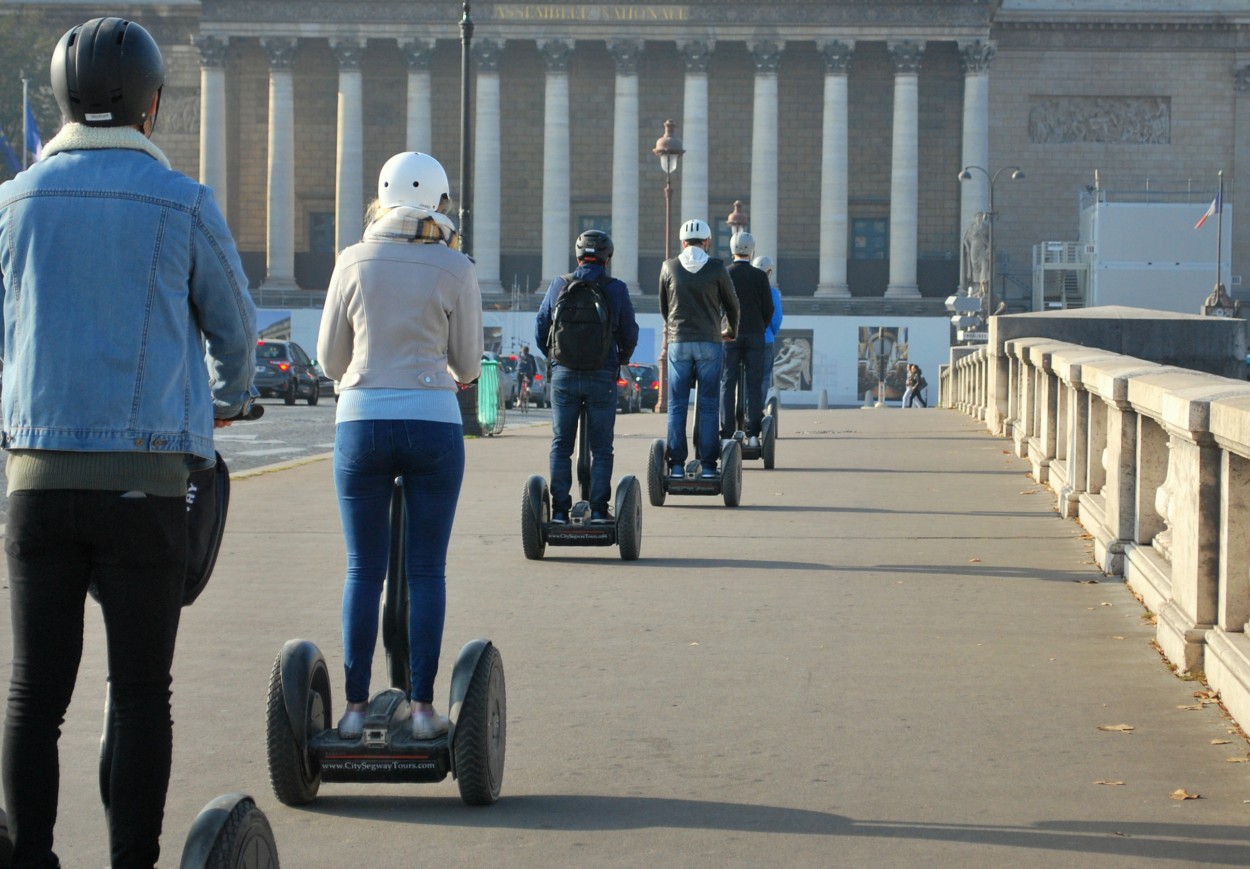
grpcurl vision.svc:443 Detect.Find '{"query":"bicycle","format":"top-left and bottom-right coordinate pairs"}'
top-left (517, 376), bottom-right (530, 413)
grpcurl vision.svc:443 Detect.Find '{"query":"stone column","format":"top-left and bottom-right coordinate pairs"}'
top-left (749, 40), bottom-right (783, 269)
top-left (676, 39), bottom-right (712, 228)
top-left (1234, 65), bottom-right (1250, 289)
top-left (815, 40), bottom-right (852, 298)
top-left (195, 35), bottom-right (229, 217)
top-left (885, 40), bottom-right (924, 298)
top-left (261, 37), bottom-right (298, 290)
top-left (539, 39), bottom-right (574, 285)
top-left (331, 38), bottom-right (365, 253)
top-left (401, 39), bottom-right (435, 154)
top-left (473, 38), bottom-right (505, 296)
top-left (959, 41), bottom-right (994, 252)
top-left (608, 38), bottom-right (642, 295)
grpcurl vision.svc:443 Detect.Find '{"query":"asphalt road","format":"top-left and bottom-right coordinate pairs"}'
top-left (0, 398), bottom-right (560, 528)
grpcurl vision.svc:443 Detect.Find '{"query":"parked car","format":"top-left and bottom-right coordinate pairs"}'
top-left (615, 365), bottom-right (642, 413)
top-left (627, 363), bottom-right (661, 411)
top-left (254, 339), bottom-right (320, 405)
top-left (483, 351), bottom-right (519, 407)
top-left (310, 360), bottom-right (337, 401)
top-left (527, 355), bottom-right (551, 407)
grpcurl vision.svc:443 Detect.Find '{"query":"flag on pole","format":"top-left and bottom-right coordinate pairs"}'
top-left (0, 128), bottom-right (21, 175)
top-left (24, 98), bottom-right (42, 164)
top-left (1195, 188), bottom-right (1221, 230)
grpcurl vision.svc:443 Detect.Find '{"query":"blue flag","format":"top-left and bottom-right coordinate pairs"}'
top-left (24, 98), bottom-right (42, 164)
top-left (0, 128), bottom-right (21, 175)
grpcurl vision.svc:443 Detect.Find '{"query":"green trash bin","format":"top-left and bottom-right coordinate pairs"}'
top-left (477, 358), bottom-right (503, 436)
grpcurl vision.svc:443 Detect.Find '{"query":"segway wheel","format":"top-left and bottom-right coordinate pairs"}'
top-left (521, 475), bottom-right (549, 560)
top-left (265, 645), bottom-right (330, 806)
top-left (0, 808), bottom-right (11, 866)
top-left (761, 415), bottom-right (776, 470)
top-left (455, 644), bottom-right (507, 805)
top-left (616, 476), bottom-right (643, 561)
top-left (179, 794), bottom-right (279, 869)
top-left (765, 390), bottom-right (780, 439)
top-left (647, 439), bottom-right (667, 507)
top-left (721, 439), bottom-right (743, 508)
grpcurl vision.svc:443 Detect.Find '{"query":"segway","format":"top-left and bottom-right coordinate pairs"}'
top-left (729, 357), bottom-right (777, 470)
top-left (521, 406), bottom-right (642, 560)
top-left (266, 479), bottom-right (506, 806)
top-left (646, 405), bottom-right (743, 507)
top-left (67, 404), bottom-right (281, 868)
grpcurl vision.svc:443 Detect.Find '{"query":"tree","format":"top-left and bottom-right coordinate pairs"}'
top-left (0, 12), bottom-right (61, 181)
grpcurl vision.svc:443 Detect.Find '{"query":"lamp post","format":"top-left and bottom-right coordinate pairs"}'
top-left (458, 1), bottom-right (474, 257)
top-left (653, 119), bottom-right (684, 412)
top-left (726, 199), bottom-right (748, 248)
top-left (958, 164), bottom-right (1024, 323)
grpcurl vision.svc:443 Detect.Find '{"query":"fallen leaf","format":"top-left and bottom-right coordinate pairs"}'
top-left (1226, 757), bottom-right (1249, 764)
top-left (1170, 789), bottom-right (1201, 800)
top-left (1101, 602), bottom-right (1113, 607)
top-left (1075, 579), bottom-right (1101, 584)
top-left (1098, 724), bottom-right (1136, 733)
top-left (689, 642), bottom-right (700, 646)
top-left (1094, 780), bottom-right (1126, 786)
top-left (1177, 704), bottom-right (1203, 711)
top-left (1112, 636), bottom-right (1125, 640)
top-left (1194, 690), bottom-right (1220, 703)
top-left (969, 558), bottom-right (982, 563)
top-left (1211, 739), bottom-right (1232, 745)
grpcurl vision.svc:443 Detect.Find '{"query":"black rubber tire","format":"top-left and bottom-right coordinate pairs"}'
top-left (647, 439), bottom-right (667, 507)
top-left (521, 476), bottom-right (548, 560)
top-left (761, 415), bottom-right (776, 470)
top-left (307, 381), bottom-right (319, 406)
top-left (282, 379), bottom-right (296, 406)
top-left (455, 644), bottom-right (506, 805)
top-left (188, 797), bottom-right (280, 869)
top-left (617, 477), bottom-right (642, 561)
top-left (0, 808), bottom-right (11, 867)
top-left (721, 440), bottom-right (743, 508)
top-left (265, 652), bottom-right (328, 806)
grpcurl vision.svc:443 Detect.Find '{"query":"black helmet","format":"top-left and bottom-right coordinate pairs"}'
top-left (575, 230), bottom-right (614, 264)
top-left (52, 18), bottom-right (165, 128)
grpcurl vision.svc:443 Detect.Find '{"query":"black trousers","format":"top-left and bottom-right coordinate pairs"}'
top-left (2, 489), bottom-right (185, 869)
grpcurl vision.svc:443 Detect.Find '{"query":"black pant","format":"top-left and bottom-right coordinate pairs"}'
top-left (2, 489), bottom-right (185, 869)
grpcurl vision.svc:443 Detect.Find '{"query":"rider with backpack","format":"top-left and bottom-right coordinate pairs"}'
top-left (535, 230), bottom-right (639, 524)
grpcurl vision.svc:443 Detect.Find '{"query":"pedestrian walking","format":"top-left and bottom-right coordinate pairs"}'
top-left (903, 363), bottom-right (928, 408)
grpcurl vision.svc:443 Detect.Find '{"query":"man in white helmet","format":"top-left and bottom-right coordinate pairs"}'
top-left (719, 232), bottom-right (773, 447)
top-left (658, 218), bottom-right (739, 478)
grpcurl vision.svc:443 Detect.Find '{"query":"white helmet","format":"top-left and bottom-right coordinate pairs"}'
top-left (377, 151), bottom-right (450, 212)
top-left (752, 255), bottom-right (774, 276)
top-left (679, 218), bottom-right (711, 241)
top-left (731, 231), bottom-right (756, 258)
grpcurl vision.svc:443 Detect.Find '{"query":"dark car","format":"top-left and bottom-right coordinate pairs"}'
top-left (615, 365), bottom-right (642, 413)
top-left (254, 339), bottom-right (320, 405)
top-left (627, 363), bottom-right (660, 411)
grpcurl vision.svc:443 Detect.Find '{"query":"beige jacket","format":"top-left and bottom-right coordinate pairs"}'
top-left (317, 213), bottom-right (483, 392)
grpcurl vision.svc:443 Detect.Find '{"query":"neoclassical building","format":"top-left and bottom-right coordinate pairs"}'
top-left (7, 1), bottom-right (1249, 316)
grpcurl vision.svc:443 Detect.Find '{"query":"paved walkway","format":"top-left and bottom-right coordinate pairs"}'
top-left (3, 407), bottom-right (1250, 867)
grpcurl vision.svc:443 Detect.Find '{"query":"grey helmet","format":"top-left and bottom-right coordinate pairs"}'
top-left (52, 18), bottom-right (165, 128)
top-left (730, 231), bottom-right (756, 258)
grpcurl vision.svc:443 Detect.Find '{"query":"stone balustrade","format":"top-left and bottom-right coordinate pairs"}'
top-left (942, 306), bottom-right (1250, 729)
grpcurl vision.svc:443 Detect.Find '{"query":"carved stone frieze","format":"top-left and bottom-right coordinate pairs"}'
top-left (749, 40), bottom-right (783, 75)
top-left (331, 38), bottom-right (365, 71)
top-left (473, 38), bottom-right (506, 72)
top-left (1028, 96), bottom-right (1170, 145)
top-left (959, 39), bottom-right (994, 75)
top-left (818, 40), bottom-right (853, 76)
top-left (677, 38), bottom-right (712, 74)
top-left (193, 35), bottom-right (229, 69)
top-left (261, 37), bottom-right (297, 71)
top-left (607, 38), bottom-right (644, 76)
top-left (888, 40), bottom-right (925, 75)
top-left (538, 38), bottom-right (575, 73)
top-left (400, 39), bottom-right (436, 72)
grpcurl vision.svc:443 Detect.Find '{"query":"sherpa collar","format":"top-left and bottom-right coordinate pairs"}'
top-left (42, 122), bottom-right (171, 169)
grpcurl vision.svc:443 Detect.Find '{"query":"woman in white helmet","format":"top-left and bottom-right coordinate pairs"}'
top-left (317, 152), bottom-right (483, 740)
top-left (753, 255), bottom-right (784, 390)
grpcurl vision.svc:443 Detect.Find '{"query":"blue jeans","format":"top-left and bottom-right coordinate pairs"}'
top-left (334, 419), bottom-right (464, 704)
top-left (549, 367), bottom-right (617, 512)
top-left (666, 341), bottom-right (724, 469)
top-left (720, 333), bottom-right (767, 438)
top-left (4, 489), bottom-right (186, 869)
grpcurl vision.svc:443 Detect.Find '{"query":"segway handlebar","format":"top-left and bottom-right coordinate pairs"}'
top-left (222, 402), bottom-right (265, 422)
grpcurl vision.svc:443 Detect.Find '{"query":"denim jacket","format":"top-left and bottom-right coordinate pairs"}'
top-left (0, 125), bottom-right (256, 461)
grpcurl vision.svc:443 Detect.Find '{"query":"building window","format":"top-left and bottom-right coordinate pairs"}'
top-left (309, 212), bottom-right (335, 254)
top-left (852, 218), bottom-right (888, 261)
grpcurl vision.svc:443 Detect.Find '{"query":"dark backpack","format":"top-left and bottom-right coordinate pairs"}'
top-left (549, 273), bottom-right (613, 371)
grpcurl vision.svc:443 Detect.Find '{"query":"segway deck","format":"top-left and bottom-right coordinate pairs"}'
top-left (544, 502), bottom-right (617, 547)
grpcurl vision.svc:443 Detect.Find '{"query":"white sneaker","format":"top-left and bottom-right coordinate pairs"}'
top-left (337, 708), bottom-right (365, 739)
top-left (412, 707), bottom-right (450, 739)
top-left (747, 436), bottom-right (761, 449)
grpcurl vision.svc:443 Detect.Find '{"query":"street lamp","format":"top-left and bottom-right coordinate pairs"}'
top-left (653, 119), bottom-right (683, 411)
top-left (458, 1), bottom-right (474, 258)
top-left (726, 200), bottom-right (748, 249)
top-left (958, 164), bottom-right (1024, 322)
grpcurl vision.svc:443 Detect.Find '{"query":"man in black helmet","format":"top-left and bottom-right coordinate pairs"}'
top-left (535, 230), bottom-right (638, 523)
top-left (0, 18), bottom-right (256, 868)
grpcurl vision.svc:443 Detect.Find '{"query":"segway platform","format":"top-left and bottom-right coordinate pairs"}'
top-left (732, 413), bottom-right (776, 469)
top-left (647, 438), bottom-right (743, 507)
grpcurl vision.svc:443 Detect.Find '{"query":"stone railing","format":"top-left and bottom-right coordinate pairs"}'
top-left (943, 307), bottom-right (1250, 729)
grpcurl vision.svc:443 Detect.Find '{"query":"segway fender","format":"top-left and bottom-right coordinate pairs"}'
top-left (279, 639), bottom-right (326, 748)
top-left (448, 638), bottom-right (494, 741)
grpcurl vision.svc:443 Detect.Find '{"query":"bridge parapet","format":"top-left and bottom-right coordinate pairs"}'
top-left (942, 307), bottom-right (1250, 731)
